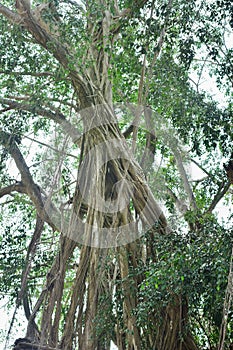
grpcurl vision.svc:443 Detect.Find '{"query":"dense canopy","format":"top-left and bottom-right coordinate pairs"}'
top-left (0, 0), bottom-right (232, 349)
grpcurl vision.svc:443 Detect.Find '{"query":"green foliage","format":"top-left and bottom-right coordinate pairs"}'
top-left (136, 220), bottom-right (233, 347)
top-left (0, 0), bottom-right (232, 348)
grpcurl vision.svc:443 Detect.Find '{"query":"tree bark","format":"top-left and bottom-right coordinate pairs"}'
top-left (0, 2), bottom-right (201, 350)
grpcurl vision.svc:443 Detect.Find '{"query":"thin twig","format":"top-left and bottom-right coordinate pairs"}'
top-left (0, 70), bottom-right (54, 77)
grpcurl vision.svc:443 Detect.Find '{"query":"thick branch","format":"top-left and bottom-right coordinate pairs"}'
top-left (0, 182), bottom-right (27, 198)
top-left (0, 3), bottom-right (22, 24)
top-left (0, 2), bottom-right (88, 102)
top-left (0, 129), bottom-right (57, 228)
top-left (0, 97), bottom-right (80, 142)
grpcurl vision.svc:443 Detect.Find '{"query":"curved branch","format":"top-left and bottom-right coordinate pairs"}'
top-left (0, 97), bottom-right (81, 143)
top-left (0, 182), bottom-right (27, 198)
top-left (0, 129), bottom-right (58, 229)
top-left (0, 2), bottom-right (88, 99)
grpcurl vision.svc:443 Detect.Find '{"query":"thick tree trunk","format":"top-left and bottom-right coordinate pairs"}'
top-left (2, 2), bottom-right (201, 350)
top-left (154, 297), bottom-right (199, 350)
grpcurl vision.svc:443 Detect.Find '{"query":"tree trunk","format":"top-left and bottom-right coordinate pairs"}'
top-left (1, 2), bottom-right (201, 349)
top-left (154, 297), bottom-right (199, 350)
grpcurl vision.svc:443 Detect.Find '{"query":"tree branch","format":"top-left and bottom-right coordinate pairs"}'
top-left (205, 153), bottom-right (232, 213)
top-left (189, 157), bottom-right (218, 182)
top-left (173, 149), bottom-right (198, 211)
top-left (24, 134), bottom-right (77, 159)
top-left (0, 129), bottom-right (58, 229)
top-left (166, 186), bottom-right (188, 215)
top-left (4, 95), bottom-right (78, 111)
top-left (0, 70), bottom-right (54, 77)
top-left (0, 3), bottom-right (22, 24)
top-left (13, 338), bottom-right (57, 350)
top-left (0, 97), bottom-right (81, 143)
top-left (0, 1), bottom-right (88, 101)
top-left (117, 0), bottom-right (149, 19)
top-left (206, 180), bottom-right (231, 213)
top-left (143, 0), bottom-right (174, 101)
top-left (224, 154), bottom-right (233, 184)
top-left (140, 107), bottom-right (157, 174)
top-left (0, 182), bottom-right (27, 198)
top-left (8, 216), bottom-right (44, 343)
top-left (111, 0), bottom-right (149, 35)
